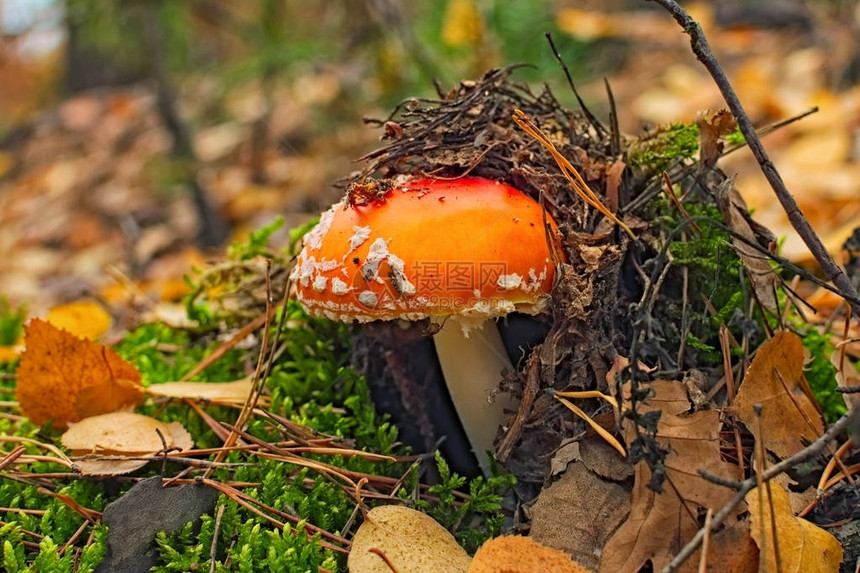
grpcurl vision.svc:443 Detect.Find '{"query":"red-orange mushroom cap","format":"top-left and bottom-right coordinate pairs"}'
top-left (291, 176), bottom-right (562, 324)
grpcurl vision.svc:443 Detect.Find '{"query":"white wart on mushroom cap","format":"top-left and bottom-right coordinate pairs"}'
top-left (291, 176), bottom-right (560, 326)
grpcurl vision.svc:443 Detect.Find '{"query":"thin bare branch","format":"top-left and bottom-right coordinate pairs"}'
top-left (662, 411), bottom-right (857, 572)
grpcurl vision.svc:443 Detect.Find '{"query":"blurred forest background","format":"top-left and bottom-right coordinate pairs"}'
top-left (1, 0), bottom-right (859, 317)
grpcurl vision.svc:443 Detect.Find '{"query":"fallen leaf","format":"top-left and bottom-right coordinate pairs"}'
top-left (15, 319), bottom-right (144, 428)
top-left (468, 535), bottom-right (590, 573)
top-left (549, 439), bottom-right (581, 476)
top-left (62, 412), bottom-right (189, 453)
top-left (147, 379), bottom-right (253, 401)
top-left (441, 0), bottom-right (484, 47)
top-left (697, 109), bottom-right (736, 168)
top-left (713, 179), bottom-right (778, 310)
top-left (600, 381), bottom-right (743, 573)
top-left (678, 517), bottom-right (758, 573)
top-left (45, 300), bottom-right (112, 340)
top-left (529, 461), bottom-right (630, 571)
top-left (733, 331), bottom-right (825, 459)
top-left (746, 481), bottom-right (843, 572)
top-left (348, 505), bottom-right (472, 573)
top-left (62, 412), bottom-right (193, 476)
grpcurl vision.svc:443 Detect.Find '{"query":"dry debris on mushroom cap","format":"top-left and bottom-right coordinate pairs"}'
top-left (348, 505), bottom-right (472, 573)
top-left (292, 176), bottom-right (562, 325)
top-left (468, 535), bottom-right (591, 573)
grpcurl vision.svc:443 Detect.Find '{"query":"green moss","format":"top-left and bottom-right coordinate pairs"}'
top-left (648, 196), bottom-right (754, 364)
top-left (789, 323), bottom-right (847, 424)
top-left (628, 122), bottom-right (700, 173)
top-left (411, 452), bottom-right (514, 554)
top-left (0, 298), bottom-right (26, 346)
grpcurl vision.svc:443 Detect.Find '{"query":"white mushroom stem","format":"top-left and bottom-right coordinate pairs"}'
top-left (431, 318), bottom-right (518, 475)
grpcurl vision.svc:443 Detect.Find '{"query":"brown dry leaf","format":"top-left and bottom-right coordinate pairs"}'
top-left (678, 518), bottom-right (759, 573)
top-left (62, 411), bottom-right (191, 452)
top-left (733, 331), bottom-right (824, 459)
top-left (697, 109), bottom-right (737, 168)
top-left (599, 381), bottom-right (743, 573)
top-left (45, 300), bottom-right (112, 340)
top-left (529, 461), bottom-right (630, 571)
top-left (746, 481), bottom-right (843, 572)
top-left (147, 379), bottom-right (253, 401)
top-left (15, 319), bottom-right (144, 428)
top-left (62, 412), bottom-right (193, 476)
top-left (713, 179), bottom-right (778, 310)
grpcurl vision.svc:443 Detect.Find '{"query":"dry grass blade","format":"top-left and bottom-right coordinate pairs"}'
top-left (662, 171), bottom-right (701, 234)
top-left (550, 392), bottom-right (626, 457)
top-left (221, 422), bottom-right (394, 492)
top-left (512, 108), bottom-right (635, 239)
top-left (0, 446), bottom-right (26, 471)
top-left (553, 389), bottom-right (619, 410)
top-left (203, 263), bottom-right (276, 479)
top-left (0, 435), bottom-right (73, 468)
top-left (36, 487), bottom-right (101, 523)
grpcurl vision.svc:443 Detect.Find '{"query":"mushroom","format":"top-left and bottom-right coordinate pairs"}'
top-left (292, 176), bottom-right (561, 474)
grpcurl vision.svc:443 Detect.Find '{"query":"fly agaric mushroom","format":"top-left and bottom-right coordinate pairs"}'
top-left (291, 176), bottom-right (562, 474)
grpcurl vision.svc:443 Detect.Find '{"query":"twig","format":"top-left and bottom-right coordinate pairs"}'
top-left (662, 411), bottom-right (857, 572)
top-left (648, 0), bottom-right (860, 319)
top-left (544, 32), bottom-right (606, 136)
top-left (209, 503), bottom-right (225, 573)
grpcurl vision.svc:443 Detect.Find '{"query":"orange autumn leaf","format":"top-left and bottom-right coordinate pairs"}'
top-left (16, 319), bottom-right (144, 428)
top-left (734, 331), bottom-right (824, 458)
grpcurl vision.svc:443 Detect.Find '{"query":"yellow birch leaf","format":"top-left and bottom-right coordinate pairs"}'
top-left (16, 319), bottom-right (143, 428)
top-left (746, 481), bottom-right (843, 572)
top-left (442, 0), bottom-right (484, 47)
top-left (46, 301), bottom-right (112, 340)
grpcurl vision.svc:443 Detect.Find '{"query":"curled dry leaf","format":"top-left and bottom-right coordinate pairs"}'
top-left (733, 331), bottom-right (825, 459)
top-left (468, 535), bottom-right (590, 573)
top-left (696, 109), bottom-right (736, 169)
top-left (746, 481), bottom-right (843, 572)
top-left (348, 505), bottom-right (472, 573)
top-left (62, 412), bottom-right (192, 476)
top-left (713, 178), bottom-right (779, 310)
top-left (16, 319), bottom-right (144, 428)
top-left (147, 379), bottom-right (253, 401)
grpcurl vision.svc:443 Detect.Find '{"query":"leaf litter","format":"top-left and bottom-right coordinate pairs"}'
top-left (2, 7), bottom-right (859, 571)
